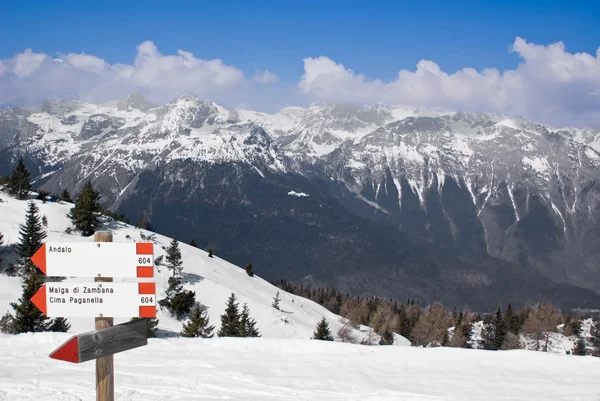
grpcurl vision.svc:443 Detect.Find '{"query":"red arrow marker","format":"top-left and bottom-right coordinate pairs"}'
top-left (30, 244), bottom-right (47, 275)
top-left (30, 284), bottom-right (47, 315)
top-left (49, 319), bottom-right (147, 364)
top-left (50, 336), bottom-right (79, 363)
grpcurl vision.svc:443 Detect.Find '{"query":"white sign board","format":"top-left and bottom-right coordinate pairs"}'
top-left (31, 242), bottom-right (154, 278)
top-left (31, 282), bottom-right (157, 318)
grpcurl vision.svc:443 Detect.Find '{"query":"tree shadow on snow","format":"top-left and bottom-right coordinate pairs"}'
top-left (153, 328), bottom-right (182, 339)
top-left (182, 272), bottom-right (204, 285)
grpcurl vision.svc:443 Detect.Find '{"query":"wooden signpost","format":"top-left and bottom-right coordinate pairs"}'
top-left (29, 231), bottom-right (155, 401)
top-left (49, 318), bottom-right (148, 364)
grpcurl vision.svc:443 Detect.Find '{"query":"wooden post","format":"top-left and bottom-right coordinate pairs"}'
top-left (94, 231), bottom-right (114, 401)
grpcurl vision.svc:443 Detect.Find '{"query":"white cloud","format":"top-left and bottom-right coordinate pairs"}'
top-left (1, 37), bottom-right (600, 127)
top-left (299, 37), bottom-right (600, 127)
top-left (0, 41), bottom-right (246, 106)
top-left (11, 49), bottom-right (47, 78)
top-left (253, 69), bottom-right (280, 84)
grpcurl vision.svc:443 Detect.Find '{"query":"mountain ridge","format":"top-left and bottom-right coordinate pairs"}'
top-left (1, 94), bottom-right (600, 308)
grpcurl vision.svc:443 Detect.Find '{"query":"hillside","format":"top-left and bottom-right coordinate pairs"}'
top-left (0, 190), bottom-right (376, 342)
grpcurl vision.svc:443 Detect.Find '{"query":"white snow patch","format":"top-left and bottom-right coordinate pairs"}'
top-left (507, 185), bottom-right (520, 221)
top-left (551, 202), bottom-right (567, 233)
top-left (288, 191), bottom-right (309, 197)
top-left (392, 177), bottom-right (402, 210)
top-left (522, 156), bottom-right (550, 178)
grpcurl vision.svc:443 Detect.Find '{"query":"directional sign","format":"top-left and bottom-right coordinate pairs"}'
top-left (30, 242), bottom-right (154, 278)
top-left (50, 319), bottom-right (148, 364)
top-left (30, 282), bottom-right (156, 318)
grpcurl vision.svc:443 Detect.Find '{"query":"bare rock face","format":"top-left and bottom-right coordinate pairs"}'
top-left (1, 96), bottom-right (600, 310)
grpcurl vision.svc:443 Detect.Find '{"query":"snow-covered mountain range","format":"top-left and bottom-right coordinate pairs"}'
top-left (2, 94), bottom-right (600, 308)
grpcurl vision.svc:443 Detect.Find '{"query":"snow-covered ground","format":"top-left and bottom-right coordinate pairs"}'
top-left (1, 333), bottom-right (600, 400)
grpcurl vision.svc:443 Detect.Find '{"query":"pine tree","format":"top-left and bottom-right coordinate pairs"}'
top-left (312, 317), bottom-right (334, 341)
top-left (181, 304), bottom-right (214, 338)
top-left (60, 189), bottom-right (72, 203)
top-left (272, 291), bottom-right (281, 310)
top-left (11, 267), bottom-right (51, 333)
top-left (239, 303), bottom-right (261, 337)
top-left (572, 337), bottom-right (587, 356)
top-left (481, 307), bottom-right (507, 351)
top-left (48, 317), bottom-right (71, 332)
top-left (131, 317), bottom-right (159, 337)
top-left (16, 201), bottom-right (47, 273)
top-left (165, 238), bottom-right (183, 278)
top-left (504, 303), bottom-right (520, 335)
top-left (218, 293), bottom-right (241, 337)
top-left (8, 157), bottom-right (32, 200)
top-left (68, 181), bottom-right (102, 236)
top-left (159, 277), bottom-right (195, 319)
top-left (379, 329), bottom-right (394, 345)
top-left (245, 263), bottom-right (254, 277)
top-left (137, 213), bottom-right (154, 231)
top-left (189, 238), bottom-right (198, 248)
top-left (590, 319), bottom-right (600, 355)
top-left (0, 231), bottom-right (4, 271)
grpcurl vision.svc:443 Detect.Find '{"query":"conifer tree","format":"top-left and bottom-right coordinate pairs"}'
top-left (60, 189), bottom-right (72, 203)
top-left (239, 303), bottom-right (261, 337)
top-left (245, 263), bottom-right (254, 277)
top-left (312, 317), bottom-right (334, 341)
top-left (481, 307), bottom-right (507, 351)
top-left (590, 319), bottom-right (600, 355)
top-left (11, 267), bottom-right (51, 333)
top-left (137, 213), bottom-right (154, 231)
top-left (0, 231), bottom-right (4, 271)
top-left (503, 303), bottom-right (521, 335)
top-left (165, 238), bottom-right (183, 278)
top-left (8, 157), bottom-right (32, 200)
top-left (379, 329), bottom-right (394, 345)
top-left (272, 291), bottom-right (281, 310)
top-left (159, 277), bottom-right (195, 319)
top-left (572, 337), bottom-right (587, 356)
top-left (218, 293), bottom-right (241, 337)
top-left (189, 238), bottom-right (198, 248)
top-left (16, 201), bottom-right (47, 273)
top-left (68, 181), bottom-right (102, 236)
top-left (181, 304), bottom-right (214, 338)
top-left (48, 317), bottom-right (71, 332)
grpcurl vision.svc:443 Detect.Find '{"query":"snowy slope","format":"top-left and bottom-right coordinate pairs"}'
top-left (0, 191), bottom-right (375, 342)
top-left (1, 333), bottom-right (600, 400)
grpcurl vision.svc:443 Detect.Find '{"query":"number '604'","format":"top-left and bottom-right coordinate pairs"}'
top-left (138, 257), bottom-right (152, 264)
top-left (141, 296), bottom-right (153, 304)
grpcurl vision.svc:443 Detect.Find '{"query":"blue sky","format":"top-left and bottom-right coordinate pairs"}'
top-left (1, 0), bottom-right (600, 126)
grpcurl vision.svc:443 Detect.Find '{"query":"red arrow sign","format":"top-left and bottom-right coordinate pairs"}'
top-left (30, 242), bottom-right (154, 278)
top-left (50, 336), bottom-right (79, 363)
top-left (50, 319), bottom-right (147, 363)
top-left (30, 282), bottom-right (156, 317)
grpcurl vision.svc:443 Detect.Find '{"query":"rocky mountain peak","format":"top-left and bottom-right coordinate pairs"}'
top-left (117, 93), bottom-right (156, 111)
